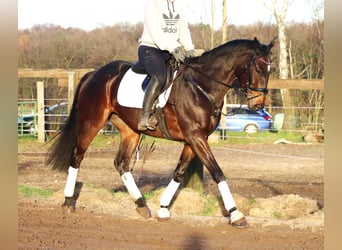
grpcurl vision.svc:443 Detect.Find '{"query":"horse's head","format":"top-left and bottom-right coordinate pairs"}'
top-left (235, 37), bottom-right (275, 111)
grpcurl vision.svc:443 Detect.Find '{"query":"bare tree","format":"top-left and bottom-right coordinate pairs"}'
top-left (210, 0), bottom-right (215, 48)
top-left (221, 0), bottom-right (227, 43)
top-left (259, 0), bottom-right (294, 129)
top-left (220, 0), bottom-right (228, 136)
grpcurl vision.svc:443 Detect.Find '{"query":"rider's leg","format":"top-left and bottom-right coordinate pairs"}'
top-left (137, 46), bottom-right (170, 131)
top-left (138, 76), bottom-right (162, 131)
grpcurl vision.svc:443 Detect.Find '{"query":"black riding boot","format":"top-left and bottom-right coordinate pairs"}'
top-left (138, 76), bottom-right (161, 131)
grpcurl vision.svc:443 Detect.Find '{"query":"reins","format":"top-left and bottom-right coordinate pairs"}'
top-left (183, 74), bottom-right (222, 117)
top-left (181, 61), bottom-right (234, 89)
top-left (181, 51), bottom-right (270, 97)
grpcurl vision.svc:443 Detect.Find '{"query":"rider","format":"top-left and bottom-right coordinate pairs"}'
top-left (137, 0), bottom-right (195, 131)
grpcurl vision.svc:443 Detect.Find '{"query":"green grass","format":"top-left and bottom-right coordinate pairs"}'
top-left (89, 133), bottom-right (120, 149)
top-left (199, 195), bottom-right (221, 216)
top-left (142, 191), bottom-right (156, 201)
top-left (246, 197), bottom-right (257, 206)
top-left (272, 211), bottom-right (282, 219)
top-left (18, 136), bottom-right (41, 144)
top-left (211, 130), bottom-right (307, 145)
top-left (88, 131), bottom-right (307, 147)
top-left (18, 184), bottom-right (54, 198)
top-left (18, 131), bottom-right (308, 149)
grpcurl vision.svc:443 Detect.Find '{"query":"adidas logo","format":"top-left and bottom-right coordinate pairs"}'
top-left (163, 10), bottom-right (180, 26)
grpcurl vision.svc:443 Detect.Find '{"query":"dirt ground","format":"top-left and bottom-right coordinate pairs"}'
top-left (18, 140), bottom-right (324, 249)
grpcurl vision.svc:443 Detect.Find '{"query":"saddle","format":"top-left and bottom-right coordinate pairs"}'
top-left (131, 57), bottom-right (178, 93)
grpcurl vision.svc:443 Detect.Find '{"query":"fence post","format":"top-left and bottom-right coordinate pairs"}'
top-left (68, 72), bottom-right (77, 114)
top-left (36, 81), bottom-right (45, 143)
top-left (220, 94), bottom-right (227, 140)
top-left (184, 156), bottom-right (204, 192)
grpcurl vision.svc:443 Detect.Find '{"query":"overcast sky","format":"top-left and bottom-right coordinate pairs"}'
top-left (18, 0), bottom-right (324, 31)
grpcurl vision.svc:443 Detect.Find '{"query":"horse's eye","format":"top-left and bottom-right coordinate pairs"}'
top-left (255, 65), bottom-right (262, 74)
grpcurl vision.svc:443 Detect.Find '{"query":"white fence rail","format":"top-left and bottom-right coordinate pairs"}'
top-left (17, 99), bottom-right (115, 139)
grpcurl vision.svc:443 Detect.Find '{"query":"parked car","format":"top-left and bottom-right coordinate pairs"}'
top-left (18, 102), bottom-right (116, 135)
top-left (44, 102), bottom-right (69, 134)
top-left (17, 102), bottom-right (68, 135)
top-left (216, 106), bottom-right (272, 133)
top-left (17, 114), bottom-right (38, 134)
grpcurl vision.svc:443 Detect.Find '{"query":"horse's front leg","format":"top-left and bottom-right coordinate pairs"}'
top-left (157, 143), bottom-right (195, 220)
top-left (189, 136), bottom-right (248, 228)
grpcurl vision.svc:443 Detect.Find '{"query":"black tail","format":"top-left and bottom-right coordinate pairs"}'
top-left (46, 71), bottom-right (94, 172)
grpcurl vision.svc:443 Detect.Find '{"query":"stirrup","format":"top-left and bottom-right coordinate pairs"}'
top-left (138, 114), bottom-right (158, 131)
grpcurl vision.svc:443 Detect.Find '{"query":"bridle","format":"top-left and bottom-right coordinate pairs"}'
top-left (235, 53), bottom-right (271, 101)
top-left (181, 51), bottom-right (271, 101)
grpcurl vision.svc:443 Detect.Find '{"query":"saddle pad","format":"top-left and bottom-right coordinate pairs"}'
top-left (117, 68), bottom-right (173, 109)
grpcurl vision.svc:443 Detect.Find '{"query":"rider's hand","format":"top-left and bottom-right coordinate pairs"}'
top-left (172, 47), bottom-right (186, 63)
top-left (186, 49), bottom-right (196, 57)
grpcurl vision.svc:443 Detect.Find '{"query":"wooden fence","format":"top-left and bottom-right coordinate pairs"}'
top-left (18, 68), bottom-right (324, 143)
top-left (18, 68), bottom-right (324, 89)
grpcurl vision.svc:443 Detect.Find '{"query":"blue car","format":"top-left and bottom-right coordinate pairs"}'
top-left (17, 102), bottom-right (68, 135)
top-left (216, 106), bottom-right (272, 133)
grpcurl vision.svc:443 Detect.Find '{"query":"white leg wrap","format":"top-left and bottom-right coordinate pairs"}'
top-left (64, 166), bottom-right (79, 197)
top-left (230, 210), bottom-right (245, 223)
top-left (160, 179), bottom-right (180, 207)
top-left (157, 179), bottom-right (180, 219)
top-left (218, 181), bottom-right (237, 212)
top-left (157, 207), bottom-right (171, 219)
top-left (121, 172), bottom-right (142, 200)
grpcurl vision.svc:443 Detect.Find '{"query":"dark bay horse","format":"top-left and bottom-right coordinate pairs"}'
top-left (47, 37), bottom-right (274, 228)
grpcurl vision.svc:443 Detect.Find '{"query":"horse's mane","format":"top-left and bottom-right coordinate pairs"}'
top-left (188, 39), bottom-right (270, 65)
top-left (203, 39), bottom-right (254, 56)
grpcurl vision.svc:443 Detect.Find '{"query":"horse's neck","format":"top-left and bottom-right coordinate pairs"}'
top-left (196, 50), bottom-right (250, 88)
top-left (195, 62), bottom-right (235, 91)
top-left (182, 65), bottom-right (233, 109)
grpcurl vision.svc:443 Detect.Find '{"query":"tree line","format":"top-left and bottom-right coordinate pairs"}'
top-left (18, 21), bottom-right (323, 80)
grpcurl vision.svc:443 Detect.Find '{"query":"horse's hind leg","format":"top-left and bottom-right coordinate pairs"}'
top-left (110, 115), bottom-right (151, 218)
top-left (62, 113), bottom-right (112, 211)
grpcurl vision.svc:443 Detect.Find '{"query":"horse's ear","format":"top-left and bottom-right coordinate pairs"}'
top-left (268, 37), bottom-right (276, 50)
top-left (252, 37), bottom-right (261, 49)
top-left (253, 37), bottom-right (260, 45)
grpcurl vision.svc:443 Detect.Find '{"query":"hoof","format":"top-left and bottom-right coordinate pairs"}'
top-left (62, 204), bottom-right (75, 213)
top-left (62, 197), bottom-right (76, 213)
top-left (157, 217), bottom-right (170, 222)
top-left (157, 207), bottom-right (171, 221)
top-left (136, 206), bottom-right (151, 219)
top-left (229, 209), bottom-right (249, 229)
top-left (229, 217), bottom-right (249, 229)
top-left (135, 198), bottom-right (151, 219)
